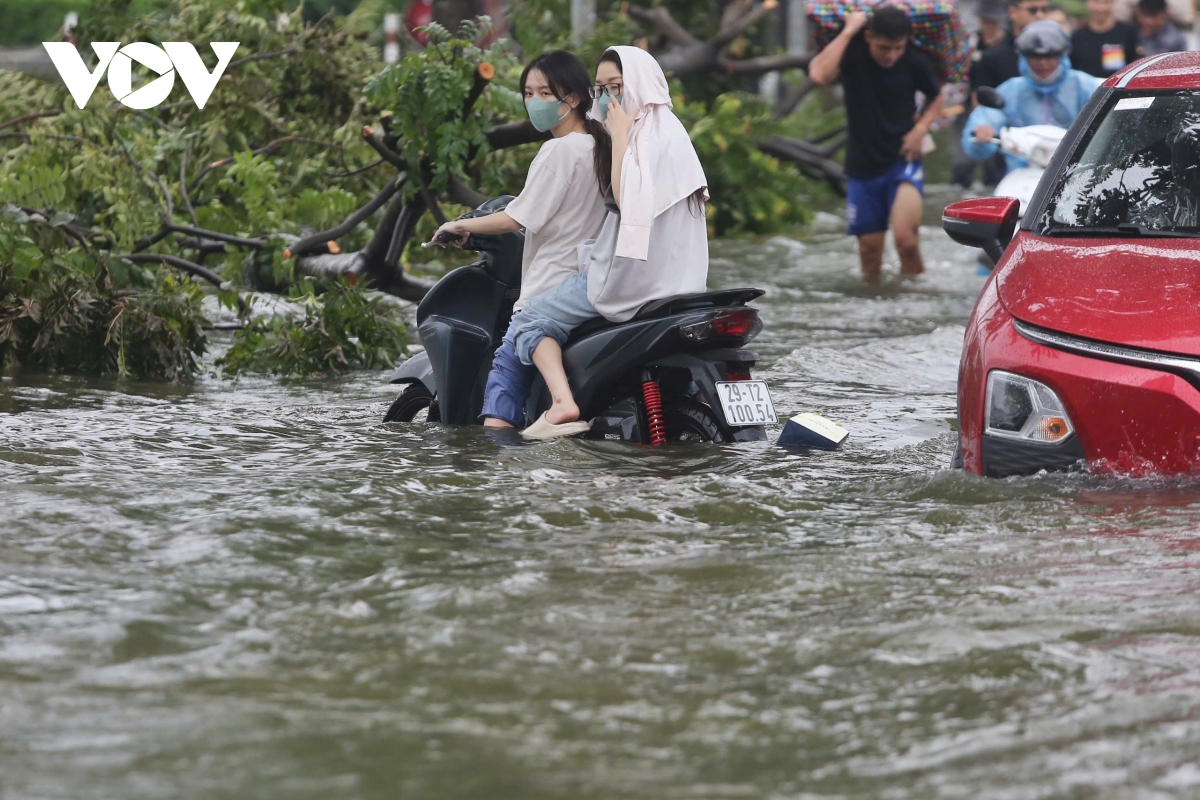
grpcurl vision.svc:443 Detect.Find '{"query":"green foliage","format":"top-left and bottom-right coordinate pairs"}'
top-left (364, 18), bottom-right (517, 198)
top-left (675, 92), bottom-right (814, 236)
top-left (217, 278), bottom-right (407, 376)
top-left (0, 0), bottom-right (407, 381)
top-left (1, 0), bottom-right (841, 384)
top-left (0, 211), bottom-right (206, 381)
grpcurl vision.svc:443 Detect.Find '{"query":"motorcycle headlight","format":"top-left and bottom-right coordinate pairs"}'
top-left (985, 370), bottom-right (1074, 444)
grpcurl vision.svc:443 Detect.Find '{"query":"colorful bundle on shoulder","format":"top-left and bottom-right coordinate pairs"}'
top-left (806, 0), bottom-right (971, 84)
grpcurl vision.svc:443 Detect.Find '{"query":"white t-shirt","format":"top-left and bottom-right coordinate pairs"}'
top-left (504, 132), bottom-right (608, 310)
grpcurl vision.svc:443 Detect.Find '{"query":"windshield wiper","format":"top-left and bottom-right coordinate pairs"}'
top-left (1042, 223), bottom-right (1200, 238)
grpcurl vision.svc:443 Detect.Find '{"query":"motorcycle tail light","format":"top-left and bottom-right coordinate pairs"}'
top-left (985, 371), bottom-right (1074, 444)
top-left (710, 308), bottom-right (760, 340)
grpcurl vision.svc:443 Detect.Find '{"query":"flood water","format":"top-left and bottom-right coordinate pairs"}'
top-left (4, 190), bottom-right (1200, 799)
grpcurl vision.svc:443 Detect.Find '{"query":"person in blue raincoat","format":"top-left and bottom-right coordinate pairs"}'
top-left (963, 21), bottom-right (1103, 171)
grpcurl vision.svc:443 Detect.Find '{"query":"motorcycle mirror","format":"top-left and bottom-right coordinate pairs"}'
top-left (976, 87), bottom-right (1006, 110)
top-left (942, 197), bottom-right (1020, 265)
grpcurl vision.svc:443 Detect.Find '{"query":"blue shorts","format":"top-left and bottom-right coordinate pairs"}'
top-left (846, 159), bottom-right (924, 237)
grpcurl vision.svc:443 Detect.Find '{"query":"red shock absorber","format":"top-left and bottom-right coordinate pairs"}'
top-left (641, 371), bottom-right (666, 446)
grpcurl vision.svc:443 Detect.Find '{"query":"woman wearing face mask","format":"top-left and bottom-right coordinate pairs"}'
top-left (431, 50), bottom-right (611, 430)
top-left (507, 46), bottom-right (710, 438)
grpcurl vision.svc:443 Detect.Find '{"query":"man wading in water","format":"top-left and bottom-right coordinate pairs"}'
top-left (809, 5), bottom-right (943, 281)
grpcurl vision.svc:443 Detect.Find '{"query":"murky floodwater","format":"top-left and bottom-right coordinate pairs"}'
top-left (4, 191), bottom-right (1200, 799)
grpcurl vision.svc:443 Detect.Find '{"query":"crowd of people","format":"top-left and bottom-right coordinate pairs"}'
top-left (953, 0), bottom-right (1198, 190)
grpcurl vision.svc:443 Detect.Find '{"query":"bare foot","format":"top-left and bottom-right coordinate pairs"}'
top-left (546, 397), bottom-right (580, 424)
top-left (483, 418), bottom-right (514, 428)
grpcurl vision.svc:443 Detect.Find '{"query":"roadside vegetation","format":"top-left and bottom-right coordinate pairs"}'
top-left (0, 0), bottom-right (842, 381)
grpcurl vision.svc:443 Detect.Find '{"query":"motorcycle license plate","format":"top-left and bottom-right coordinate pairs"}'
top-left (715, 381), bottom-right (777, 426)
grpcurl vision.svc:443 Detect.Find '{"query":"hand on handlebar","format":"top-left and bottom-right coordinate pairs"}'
top-left (430, 221), bottom-right (469, 247)
top-left (972, 124), bottom-right (996, 143)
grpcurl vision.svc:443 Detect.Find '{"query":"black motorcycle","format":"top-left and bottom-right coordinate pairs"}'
top-left (383, 197), bottom-right (777, 444)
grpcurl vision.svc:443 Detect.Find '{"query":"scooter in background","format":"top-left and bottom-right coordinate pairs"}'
top-left (383, 197), bottom-right (776, 444)
top-left (972, 86), bottom-right (1067, 270)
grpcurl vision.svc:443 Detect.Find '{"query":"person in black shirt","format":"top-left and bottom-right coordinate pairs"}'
top-left (953, 0), bottom-right (1011, 188)
top-left (972, 0), bottom-right (1054, 95)
top-left (809, 6), bottom-right (943, 280)
top-left (1071, 0), bottom-right (1142, 77)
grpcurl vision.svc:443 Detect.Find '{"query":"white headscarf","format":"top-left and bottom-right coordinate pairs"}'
top-left (592, 46), bottom-right (708, 261)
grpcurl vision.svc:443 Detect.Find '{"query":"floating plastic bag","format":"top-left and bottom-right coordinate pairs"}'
top-left (806, 0), bottom-right (971, 84)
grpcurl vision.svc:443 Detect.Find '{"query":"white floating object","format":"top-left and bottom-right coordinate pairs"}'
top-left (777, 412), bottom-right (848, 451)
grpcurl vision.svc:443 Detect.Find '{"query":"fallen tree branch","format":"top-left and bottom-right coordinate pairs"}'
top-left (282, 177), bottom-right (403, 259)
top-left (758, 135), bottom-right (845, 195)
top-left (420, 185), bottom-right (446, 226)
top-left (118, 252), bottom-right (225, 287)
top-left (773, 78), bottom-right (817, 121)
top-left (362, 125), bottom-right (407, 169)
top-left (0, 109), bottom-right (62, 131)
top-left (810, 125), bottom-right (848, 147)
top-left (462, 63), bottom-right (496, 120)
top-left (625, 4), bottom-right (696, 48)
top-left (178, 238), bottom-right (231, 256)
top-left (718, 51), bottom-right (812, 75)
top-left (446, 176), bottom-right (489, 209)
top-left (327, 158), bottom-right (384, 179)
top-left (131, 228), bottom-right (173, 253)
top-left (714, 0), bottom-right (779, 47)
top-left (484, 120), bottom-right (551, 151)
top-left (166, 223), bottom-right (267, 248)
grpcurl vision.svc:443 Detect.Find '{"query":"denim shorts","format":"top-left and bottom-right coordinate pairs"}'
top-left (846, 159), bottom-right (924, 236)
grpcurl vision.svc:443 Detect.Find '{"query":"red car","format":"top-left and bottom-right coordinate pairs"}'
top-left (944, 52), bottom-right (1200, 478)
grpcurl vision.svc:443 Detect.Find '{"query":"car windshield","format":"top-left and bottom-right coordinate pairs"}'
top-left (1042, 92), bottom-right (1200, 234)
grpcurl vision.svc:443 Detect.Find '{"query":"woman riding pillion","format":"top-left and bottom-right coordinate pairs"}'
top-left (507, 46), bottom-right (711, 439)
top-left (963, 21), bottom-right (1102, 170)
top-left (431, 51), bottom-right (610, 431)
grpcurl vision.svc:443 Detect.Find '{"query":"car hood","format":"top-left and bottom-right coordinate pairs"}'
top-left (997, 232), bottom-right (1200, 356)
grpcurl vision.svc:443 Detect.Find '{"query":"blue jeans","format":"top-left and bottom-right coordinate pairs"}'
top-left (506, 271), bottom-right (598, 365)
top-left (479, 271), bottom-right (600, 426)
top-left (479, 328), bottom-right (536, 427)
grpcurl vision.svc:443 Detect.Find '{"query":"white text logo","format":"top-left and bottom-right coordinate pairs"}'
top-left (42, 42), bottom-right (240, 110)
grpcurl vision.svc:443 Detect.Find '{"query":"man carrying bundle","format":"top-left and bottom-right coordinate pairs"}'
top-left (809, 5), bottom-right (943, 281)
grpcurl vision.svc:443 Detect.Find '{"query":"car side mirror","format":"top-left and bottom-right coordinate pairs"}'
top-left (942, 197), bottom-right (1020, 264)
top-left (975, 86), bottom-right (1005, 109)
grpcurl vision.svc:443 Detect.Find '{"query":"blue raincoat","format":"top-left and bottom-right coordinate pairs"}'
top-left (962, 56), bottom-right (1103, 171)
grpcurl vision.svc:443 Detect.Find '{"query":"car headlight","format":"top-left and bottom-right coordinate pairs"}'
top-left (985, 370), bottom-right (1074, 444)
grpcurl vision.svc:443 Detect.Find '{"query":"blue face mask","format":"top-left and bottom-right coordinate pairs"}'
top-left (597, 91), bottom-right (622, 122)
top-left (526, 97), bottom-right (569, 132)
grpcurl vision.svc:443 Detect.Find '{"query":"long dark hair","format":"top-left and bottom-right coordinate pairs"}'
top-left (520, 50), bottom-right (612, 195)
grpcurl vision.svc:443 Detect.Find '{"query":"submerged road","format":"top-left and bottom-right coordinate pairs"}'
top-left (3, 190), bottom-right (1200, 798)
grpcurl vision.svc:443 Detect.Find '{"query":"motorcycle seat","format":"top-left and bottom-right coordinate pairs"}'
top-left (566, 287), bottom-right (765, 343)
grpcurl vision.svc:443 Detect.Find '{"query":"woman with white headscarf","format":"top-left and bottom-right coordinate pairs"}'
top-left (507, 45), bottom-right (711, 438)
